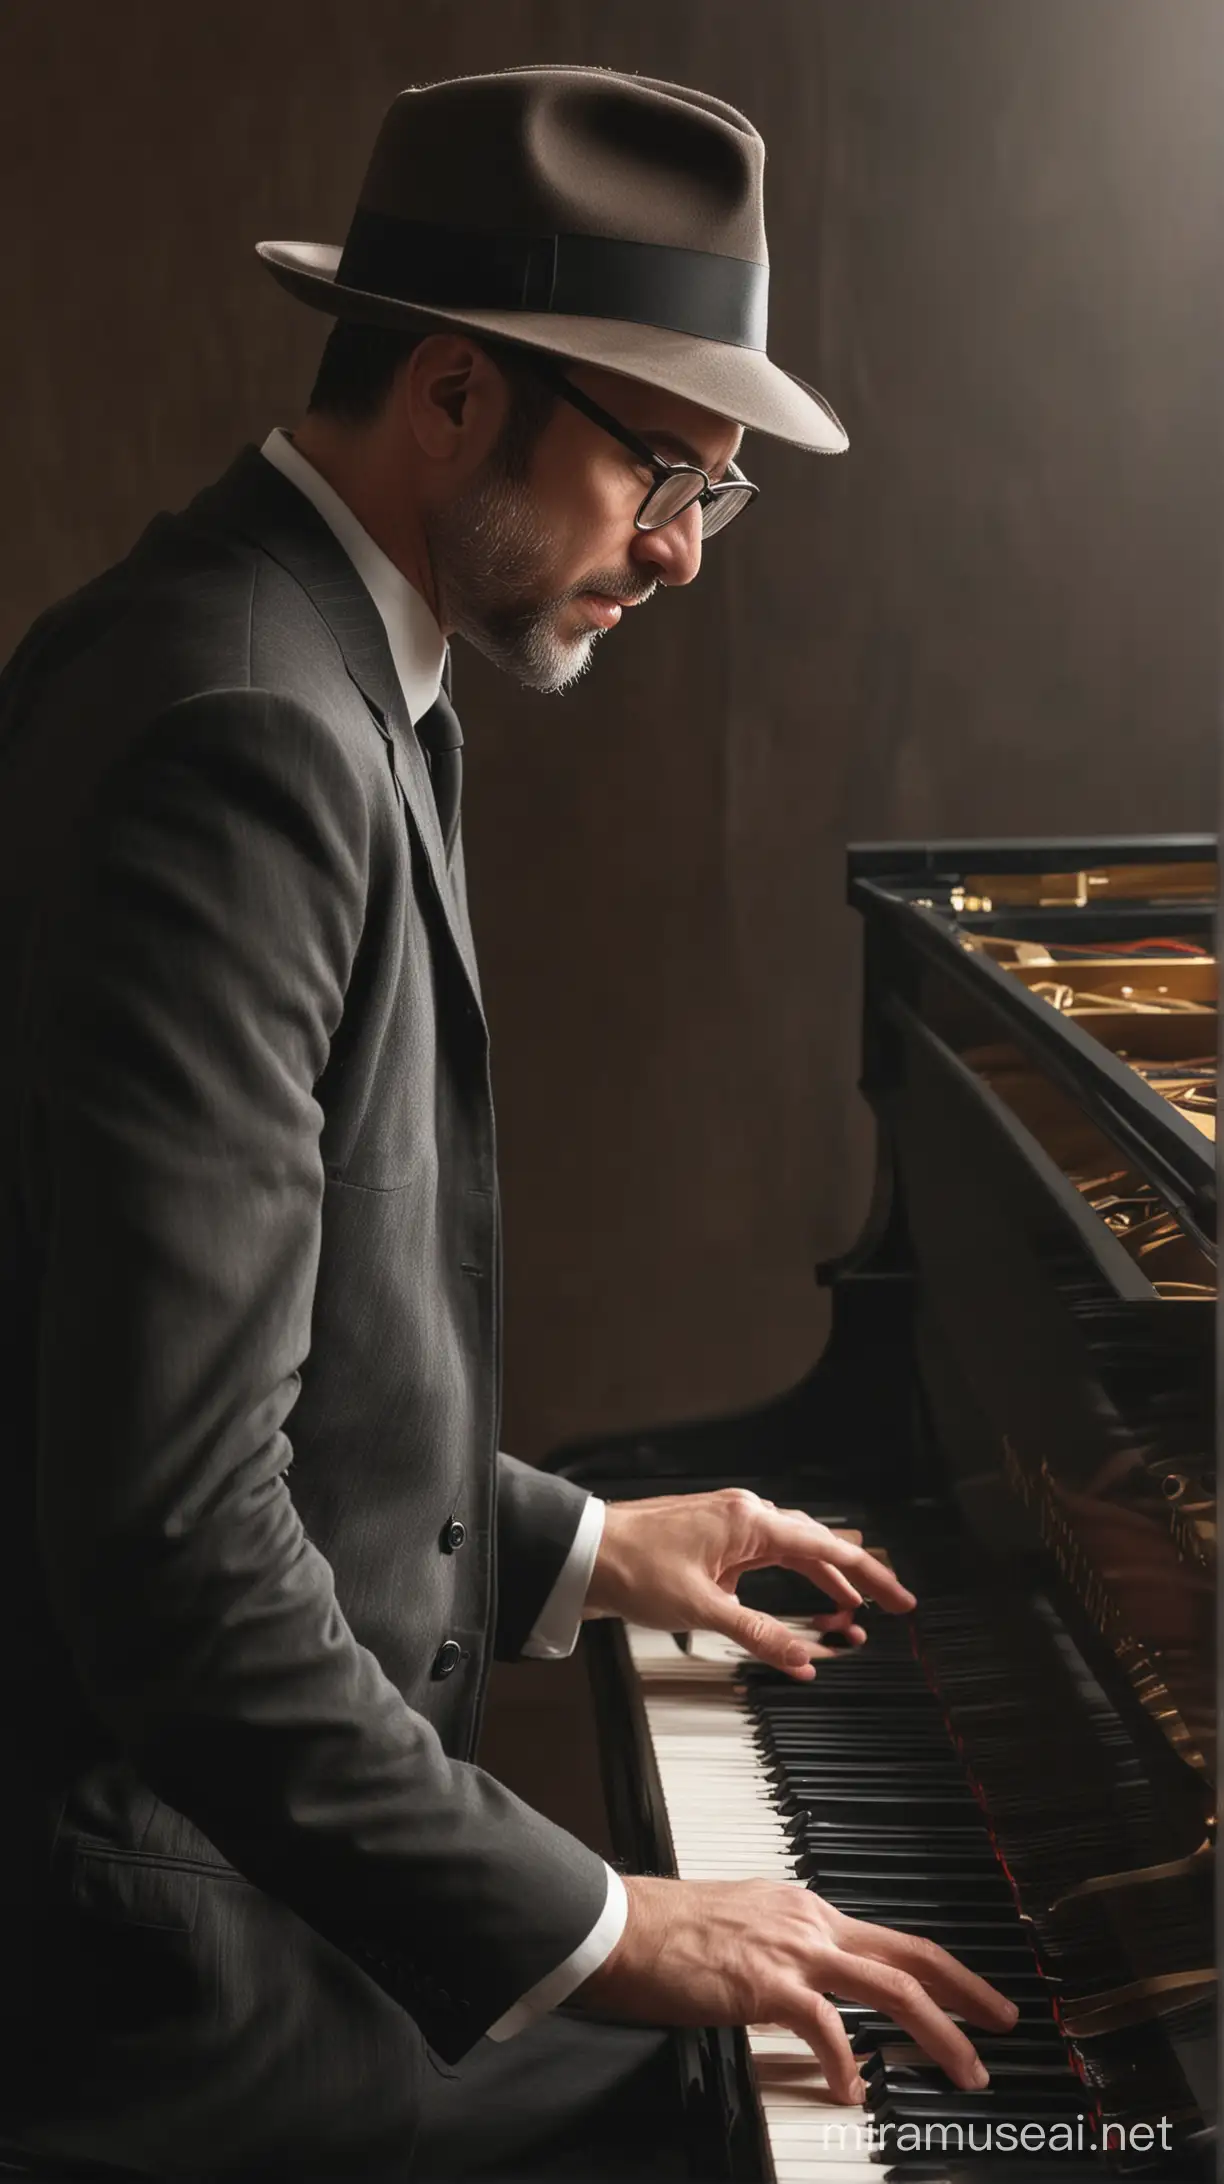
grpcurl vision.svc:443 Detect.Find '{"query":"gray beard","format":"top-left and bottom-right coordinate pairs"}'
top-left (425, 461), bottom-right (653, 694)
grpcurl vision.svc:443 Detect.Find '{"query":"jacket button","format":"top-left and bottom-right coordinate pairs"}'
top-left (431, 1639), bottom-right (463, 1680)
top-left (441, 1518), bottom-right (467, 1553)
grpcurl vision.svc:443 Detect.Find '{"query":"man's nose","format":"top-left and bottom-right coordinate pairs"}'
top-left (630, 501), bottom-right (703, 588)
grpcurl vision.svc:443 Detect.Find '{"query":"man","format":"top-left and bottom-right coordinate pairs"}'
top-left (0, 67), bottom-right (1016, 2183)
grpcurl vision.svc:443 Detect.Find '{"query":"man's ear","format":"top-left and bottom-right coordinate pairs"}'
top-left (431, 366), bottom-right (473, 431)
top-left (401, 338), bottom-right (505, 463)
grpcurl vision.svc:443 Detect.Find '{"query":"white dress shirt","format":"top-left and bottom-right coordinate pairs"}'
top-left (259, 429), bottom-right (627, 2039)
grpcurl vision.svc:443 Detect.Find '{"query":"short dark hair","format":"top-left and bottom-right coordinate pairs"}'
top-left (307, 319), bottom-right (557, 478)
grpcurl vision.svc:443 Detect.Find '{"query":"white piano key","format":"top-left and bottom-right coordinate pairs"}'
top-left (626, 1624), bottom-right (875, 2182)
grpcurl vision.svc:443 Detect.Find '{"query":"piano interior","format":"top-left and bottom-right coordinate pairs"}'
top-left (545, 837), bottom-right (1217, 2183)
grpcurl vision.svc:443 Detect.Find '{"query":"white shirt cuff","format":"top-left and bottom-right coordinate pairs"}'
top-left (519, 1495), bottom-right (606, 1660)
top-left (484, 1864), bottom-right (628, 2043)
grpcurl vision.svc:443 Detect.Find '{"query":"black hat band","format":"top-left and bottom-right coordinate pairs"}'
top-left (337, 210), bottom-right (769, 351)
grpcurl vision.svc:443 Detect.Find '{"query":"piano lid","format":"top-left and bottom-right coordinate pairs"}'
top-left (847, 833), bottom-right (1216, 891)
top-left (849, 835), bottom-right (1217, 1251)
top-left (848, 836), bottom-right (1217, 1793)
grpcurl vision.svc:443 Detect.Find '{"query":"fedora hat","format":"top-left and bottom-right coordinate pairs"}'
top-left (258, 65), bottom-right (847, 455)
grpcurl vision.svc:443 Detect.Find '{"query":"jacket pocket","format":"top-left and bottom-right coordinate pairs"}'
top-left (54, 1839), bottom-right (208, 2046)
top-left (70, 1841), bottom-right (201, 1932)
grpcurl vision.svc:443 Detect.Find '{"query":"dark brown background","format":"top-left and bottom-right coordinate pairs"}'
top-left (2, 1), bottom-right (1219, 1836)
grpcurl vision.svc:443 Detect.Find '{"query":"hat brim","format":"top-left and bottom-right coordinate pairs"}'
top-left (257, 240), bottom-right (848, 455)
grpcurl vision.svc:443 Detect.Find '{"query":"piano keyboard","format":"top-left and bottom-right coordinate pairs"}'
top-left (624, 1614), bottom-right (1088, 2182)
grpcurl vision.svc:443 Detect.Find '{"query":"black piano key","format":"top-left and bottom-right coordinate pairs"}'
top-left (867, 2055), bottom-right (1077, 2089)
top-left (783, 1806), bottom-right (992, 1838)
top-left (799, 1864), bottom-right (1014, 1903)
top-left (762, 1746), bottom-right (958, 1764)
top-left (812, 1897), bottom-right (1028, 1934)
top-left (794, 1839), bottom-right (1004, 1874)
top-left (788, 1826), bottom-right (1000, 1857)
top-left (801, 1872), bottom-right (1012, 1902)
top-left (793, 1831), bottom-right (999, 1860)
top-left (760, 1729), bottom-right (961, 1747)
top-left (764, 1767), bottom-right (975, 1793)
top-left (866, 2036), bottom-right (1072, 2069)
top-left (847, 1996), bottom-right (1061, 2045)
top-left (874, 2088), bottom-right (1089, 2126)
top-left (769, 1790), bottom-right (985, 1823)
top-left (759, 1705), bottom-right (941, 1718)
top-left (780, 1769), bottom-right (968, 1789)
top-left (807, 1901), bottom-right (1035, 1941)
top-left (753, 1693), bottom-right (937, 1712)
top-left (879, 2168), bottom-right (1100, 2184)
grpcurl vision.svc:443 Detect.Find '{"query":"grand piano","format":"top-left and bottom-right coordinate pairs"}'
top-left (543, 837), bottom-right (1217, 2183)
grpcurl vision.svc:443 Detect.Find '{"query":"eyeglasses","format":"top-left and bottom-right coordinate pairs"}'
top-left (534, 363), bottom-right (759, 538)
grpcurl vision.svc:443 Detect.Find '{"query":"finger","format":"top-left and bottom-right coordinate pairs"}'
top-left (800, 1564), bottom-right (865, 1610)
top-left (757, 1516), bottom-right (917, 1613)
top-left (810, 1608), bottom-right (868, 1649)
top-left (775, 1987), bottom-right (864, 2106)
top-left (697, 1590), bottom-right (822, 1678)
top-left (722, 1555), bottom-right (863, 1612)
top-left (805, 1628), bottom-right (866, 1659)
top-left (776, 1513), bottom-right (864, 1549)
top-left (714, 1570), bottom-right (863, 1613)
top-left (819, 1545), bottom-right (915, 1613)
top-left (819, 1945), bottom-right (992, 2093)
top-left (833, 1918), bottom-right (1020, 2033)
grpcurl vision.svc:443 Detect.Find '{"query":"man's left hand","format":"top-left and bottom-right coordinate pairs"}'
top-left (584, 1488), bottom-right (917, 1678)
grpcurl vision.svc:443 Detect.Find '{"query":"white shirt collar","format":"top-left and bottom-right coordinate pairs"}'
top-left (259, 427), bottom-right (446, 725)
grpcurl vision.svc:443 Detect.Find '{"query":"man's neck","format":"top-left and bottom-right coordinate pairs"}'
top-left (288, 416), bottom-right (445, 627)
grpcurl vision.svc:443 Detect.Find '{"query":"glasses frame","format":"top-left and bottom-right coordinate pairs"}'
top-left (532, 363), bottom-right (759, 537)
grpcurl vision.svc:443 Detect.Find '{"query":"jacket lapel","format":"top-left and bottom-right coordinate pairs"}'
top-left (186, 447), bottom-right (484, 1010)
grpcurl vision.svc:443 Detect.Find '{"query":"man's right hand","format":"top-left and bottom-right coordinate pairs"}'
top-left (574, 1875), bottom-right (1019, 2106)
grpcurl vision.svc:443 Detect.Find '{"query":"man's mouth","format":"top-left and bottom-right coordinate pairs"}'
top-left (573, 587), bottom-right (653, 631)
top-left (577, 594), bottom-right (625, 629)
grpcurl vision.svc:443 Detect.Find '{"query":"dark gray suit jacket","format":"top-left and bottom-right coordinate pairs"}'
top-left (0, 449), bottom-right (608, 2134)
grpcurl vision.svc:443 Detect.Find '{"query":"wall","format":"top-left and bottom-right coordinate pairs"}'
top-left (2, 0), bottom-right (1218, 1477)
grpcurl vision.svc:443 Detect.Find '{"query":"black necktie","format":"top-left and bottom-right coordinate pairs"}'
top-left (414, 680), bottom-right (464, 861)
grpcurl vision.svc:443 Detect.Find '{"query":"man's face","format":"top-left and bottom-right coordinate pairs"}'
top-left (425, 362), bottom-right (744, 693)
